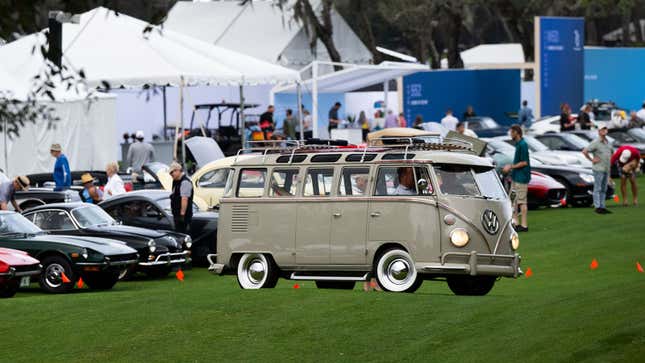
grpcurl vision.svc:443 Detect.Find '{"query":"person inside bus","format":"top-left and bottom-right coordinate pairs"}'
top-left (394, 167), bottom-right (416, 195)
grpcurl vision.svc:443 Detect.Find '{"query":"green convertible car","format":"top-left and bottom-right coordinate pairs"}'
top-left (0, 211), bottom-right (138, 293)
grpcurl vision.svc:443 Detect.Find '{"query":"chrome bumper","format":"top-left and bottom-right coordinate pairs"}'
top-left (207, 254), bottom-right (224, 274)
top-left (138, 251), bottom-right (192, 267)
top-left (0, 266), bottom-right (42, 278)
top-left (419, 251), bottom-right (522, 278)
top-left (76, 259), bottom-right (139, 268)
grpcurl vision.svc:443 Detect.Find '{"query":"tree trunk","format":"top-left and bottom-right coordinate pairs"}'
top-left (621, 12), bottom-right (632, 45)
top-left (301, 0), bottom-right (342, 70)
top-left (427, 29), bottom-right (441, 69)
top-left (445, 10), bottom-right (464, 68)
top-left (631, 9), bottom-right (643, 43)
top-left (352, 0), bottom-right (380, 64)
top-left (586, 18), bottom-right (599, 45)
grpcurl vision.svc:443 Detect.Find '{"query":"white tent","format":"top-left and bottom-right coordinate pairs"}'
top-left (0, 7), bottom-right (300, 88)
top-left (441, 43), bottom-right (527, 69)
top-left (164, 0), bottom-right (372, 71)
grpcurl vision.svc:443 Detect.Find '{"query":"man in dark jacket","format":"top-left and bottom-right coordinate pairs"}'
top-left (169, 162), bottom-right (193, 234)
top-left (578, 104), bottom-right (593, 130)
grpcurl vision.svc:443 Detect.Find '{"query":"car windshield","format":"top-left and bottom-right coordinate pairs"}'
top-left (487, 140), bottom-right (516, 153)
top-left (523, 136), bottom-right (550, 152)
top-left (0, 213), bottom-right (43, 235)
top-left (71, 205), bottom-right (116, 228)
top-left (627, 128), bottom-right (645, 142)
top-left (561, 133), bottom-right (589, 149)
top-left (610, 131), bottom-right (638, 143)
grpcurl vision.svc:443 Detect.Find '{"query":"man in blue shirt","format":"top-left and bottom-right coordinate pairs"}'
top-left (503, 125), bottom-right (531, 232)
top-left (50, 143), bottom-right (71, 191)
top-left (518, 100), bottom-right (533, 128)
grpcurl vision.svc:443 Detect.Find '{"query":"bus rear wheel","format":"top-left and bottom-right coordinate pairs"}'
top-left (447, 275), bottom-right (496, 296)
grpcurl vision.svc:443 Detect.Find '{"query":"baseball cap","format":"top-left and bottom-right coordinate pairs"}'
top-left (135, 130), bottom-right (144, 139)
top-left (619, 149), bottom-right (632, 164)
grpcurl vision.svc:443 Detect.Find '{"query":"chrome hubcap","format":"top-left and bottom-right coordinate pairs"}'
top-left (388, 259), bottom-right (409, 282)
top-left (247, 260), bottom-right (266, 284)
top-left (45, 263), bottom-right (65, 288)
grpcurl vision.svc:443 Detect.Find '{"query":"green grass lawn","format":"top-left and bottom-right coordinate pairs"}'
top-left (2, 177), bottom-right (644, 362)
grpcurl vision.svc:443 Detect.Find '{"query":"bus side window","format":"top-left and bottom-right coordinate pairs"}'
top-left (415, 166), bottom-right (434, 195)
top-left (269, 169), bottom-right (299, 197)
top-left (303, 168), bottom-right (334, 197)
top-left (237, 168), bottom-right (267, 197)
top-left (338, 167), bottom-right (370, 196)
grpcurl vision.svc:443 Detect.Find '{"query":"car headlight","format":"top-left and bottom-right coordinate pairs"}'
top-left (81, 248), bottom-right (89, 259)
top-left (450, 228), bottom-right (469, 247)
top-left (148, 240), bottom-right (157, 253)
top-left (184, 235), bottom-right (192, 249)
top-left (511, 233), bottom-right (520, 250)
top-left (579, 173), bottom-right (595, 184)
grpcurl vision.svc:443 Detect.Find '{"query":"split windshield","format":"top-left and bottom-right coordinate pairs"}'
top-left (434, 164), bottom-right (506, 199)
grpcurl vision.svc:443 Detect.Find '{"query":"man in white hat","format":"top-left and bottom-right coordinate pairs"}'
top-left (0, 176), bottom-right (30, 211)
top-left (583, 125), bottom-right (613, 214)
top-left (610, 145), bottom-right (640, 206)
top-left (50, 143), bottom-right (71, 191)
top-left (126, 130), bottom-right (155, 177)
top-left (168, 162), bottom-right (193, 234)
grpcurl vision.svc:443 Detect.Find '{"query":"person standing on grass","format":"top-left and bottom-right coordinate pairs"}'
top-left (610, 146), bottom-right (640, 206)
top-left (126, 130), bottom-right (155, 175)
top-left (503, 125), bottom-right (530, 232)
top-left (169, 162), bottom-right (193, 234)
top-left (583, 125), bottom-right (613, 214)
top-left (50, 143), bottom-right (71, 191)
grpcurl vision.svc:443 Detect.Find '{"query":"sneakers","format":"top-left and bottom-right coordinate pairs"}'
top-left (595, 208), bottom-right (612, 214)
top-left (515, 225), bottom-right (529, 232)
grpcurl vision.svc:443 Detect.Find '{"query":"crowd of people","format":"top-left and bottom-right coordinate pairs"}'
top-left (560, 102), bottom-right (645, 131)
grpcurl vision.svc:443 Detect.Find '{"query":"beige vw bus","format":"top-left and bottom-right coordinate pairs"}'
top-left (209, 138), bottom-right (521, 295)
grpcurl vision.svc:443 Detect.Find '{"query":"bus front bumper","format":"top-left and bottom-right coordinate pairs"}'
top-left (418, 251), bottom-right (522, 278)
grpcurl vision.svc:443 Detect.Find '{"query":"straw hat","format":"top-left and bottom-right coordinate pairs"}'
top-left (80, 173), bottom-right (95, 184)
top-left (50, 143), bottom-right (62, 152)
top-left (168, 162), bottom-right (183, 174)
top-left (14, 176), bottom-right (30, 191)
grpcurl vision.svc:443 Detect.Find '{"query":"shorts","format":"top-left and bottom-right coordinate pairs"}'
top-left (511, 182), bottom-right (528, 205)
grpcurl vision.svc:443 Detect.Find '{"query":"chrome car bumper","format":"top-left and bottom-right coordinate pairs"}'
top-left (138, 251), bottom-right (192, 267)
top-left (418, 251), bottom-right (522, 278)
top-left (207, 254), bottom-right (224, 274)
top-left (0, 266), bottom-right (42, 278)
top-left (76, 259), bottom-right (139, 268)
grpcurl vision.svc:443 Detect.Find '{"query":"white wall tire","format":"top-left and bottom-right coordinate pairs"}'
top-left (236, 253), bottom-right (278, 289)
top-left (375, 248), bottom-right (421, 293)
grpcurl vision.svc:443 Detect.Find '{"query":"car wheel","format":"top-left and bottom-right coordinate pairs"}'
top-left (83, 271), bottom-right (120, 290)
top-left (145, 266), bottom-right (172, 279)
top-left (236, 253), bottom-right (278, 289)
top-left (0, 280), bottom-right (20, 298)
top-left (315, 281), bottom-right (356, 290)
top-left (39, 256), bottom-right (75, 293)
top-left (446, 275), bottom-right (496, 296)
top-left (375, 248), bottom-right (421, 293)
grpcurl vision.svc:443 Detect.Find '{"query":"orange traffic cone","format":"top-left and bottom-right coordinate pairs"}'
top-left (590, 258), bottom-right (599, 270)
top-left (175, 269), bottom-right (184, 282)
top-left (637, 262), bottom-right (644, 273)
top-left (293, 283), bottom-right (300, 289)
top-left (613, 195), bottom-right (620, 203)
top-left (525, 267), bottom-right (533, 277)
top-left (61, 272), bottom-right (71, 283)
top-left (76, 277), bottom-right (84, 289)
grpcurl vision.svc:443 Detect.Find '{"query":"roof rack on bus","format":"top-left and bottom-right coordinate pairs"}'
top-left (368, 136), bottom-right (474, 158)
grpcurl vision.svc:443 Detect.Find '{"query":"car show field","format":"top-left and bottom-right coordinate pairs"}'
top-left (1, 178), bottom-right (643, 362)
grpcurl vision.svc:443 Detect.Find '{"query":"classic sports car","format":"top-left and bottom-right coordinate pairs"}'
top-left (99, 190), bottom-right (218, 262)
top-left (502, 171), bottom-right (566, 209)
top-left (0, 247), bottom-right (41, 298)
top-left (0, 211), bottom-right (138, 293)
top-left (23, 203), bottom-right (191, 278)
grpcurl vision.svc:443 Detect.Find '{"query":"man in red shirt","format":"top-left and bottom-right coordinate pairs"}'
top-left (610, 145), bottom-right (640, 206)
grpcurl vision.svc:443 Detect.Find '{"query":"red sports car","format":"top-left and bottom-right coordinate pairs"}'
top-left (0, 248), bottom-right (41, 298)
top-left (527, 171), bottom-right (567, 209)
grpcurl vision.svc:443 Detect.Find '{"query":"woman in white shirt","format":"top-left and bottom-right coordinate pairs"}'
top-left (104, 162), bottom-right (126, 197)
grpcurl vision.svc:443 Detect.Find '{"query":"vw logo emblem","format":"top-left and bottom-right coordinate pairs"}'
top-left (481, 209), bottom-right (500, 235)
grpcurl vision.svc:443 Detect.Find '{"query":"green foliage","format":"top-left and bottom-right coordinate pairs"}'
top-left (1, 177), bottom-right (644, 362)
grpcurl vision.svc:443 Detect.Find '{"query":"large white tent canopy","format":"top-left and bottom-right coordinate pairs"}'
top-left (0, 7), bottom-right (300, 89)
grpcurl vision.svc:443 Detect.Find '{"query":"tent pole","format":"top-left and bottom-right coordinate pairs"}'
top-left (180, 76), bottom-right (186, 168)
top-left (162, 86), bottom-right (168, 140)
top-left (383, 80), bottom-right (389, 116)
top-left (239, 84), bottom-right (246, 148)
top-left (2, 116), bottom-right (7, 175)
top-left (312, 61), bottom-right (318, 139)
top-left (296, 82), bottom-right (304, 140)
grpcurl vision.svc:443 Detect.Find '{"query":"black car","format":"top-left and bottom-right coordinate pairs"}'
top-left (531, 160), bottom-right (615, 207)
top-left (23, 203), bottom-right (191, 278)
top-left (534, 133), bottom-right (590, 152)
top-left (464, 117), bottom-right (508, 138)
top-left (98, 190), bottom-right (218, 262)
top-left (606, 128), bottom-right (645, 152)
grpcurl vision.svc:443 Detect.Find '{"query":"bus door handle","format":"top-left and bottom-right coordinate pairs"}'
top-left (370, 212), bottom-right (381, 217)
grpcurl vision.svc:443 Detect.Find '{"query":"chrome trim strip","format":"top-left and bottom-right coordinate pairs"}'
top-left (493, 219), bottom-right (513, 255)
top-left (76, 259), bottom-right (138, 267)
top-left (289, 272), bottom-right (369, 281)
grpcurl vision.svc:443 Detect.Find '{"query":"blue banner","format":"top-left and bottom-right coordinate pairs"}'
top-left (538, 17), bottom-right (585, 116)
top-left (403, 69), bottom-right (521, 126)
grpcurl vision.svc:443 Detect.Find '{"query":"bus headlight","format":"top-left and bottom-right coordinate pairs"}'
top-left (450, 228), bottom-right (470, 247)
top-left (511, 233), bottom-right (520, 250)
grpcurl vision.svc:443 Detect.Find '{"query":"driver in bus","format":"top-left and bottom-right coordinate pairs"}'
top-left (394, 167), bottom-right (416, 195)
